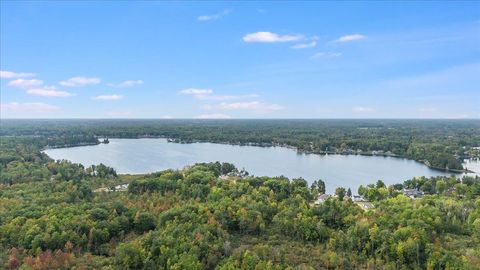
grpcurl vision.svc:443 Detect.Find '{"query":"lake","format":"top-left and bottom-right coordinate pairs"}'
top-left (43, 138), bottom-right (477, 194)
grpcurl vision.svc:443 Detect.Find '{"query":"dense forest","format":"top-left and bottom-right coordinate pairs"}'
top-left (1, 120), bottom-right (480, 269)
top-left (2, 119), bottom-right (480, 171)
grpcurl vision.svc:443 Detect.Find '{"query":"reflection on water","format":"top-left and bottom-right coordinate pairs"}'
top-left (44, 138), bottom-right (476, 194)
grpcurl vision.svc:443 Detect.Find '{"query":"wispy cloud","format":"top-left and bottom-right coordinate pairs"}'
top-left (216, 101), bottom-right (284, 113)
top-left (60, 76), bottom-right (101, 87)
top-left (160, 115), bottom-right (174, 119)
top-left (179, 88), bottom-right (213, 95)
top-left (0, 102), bottom-right (59, 113)
top-left (27, 87), bottom-right (75, 97)
top-left (180, 88), bottom-right (258, 101)
top-left (198, 9), bottom-right (231, 21)
top-left (243, 32), bottom-right (303, 43)
top-left (107, 80), bottom-right (144, 88)
top-left (311, 52), bottom-right (342, 59)
top-left (195, 113), bottom-right (232, 119)
top-left (291, 41), bottom-right (317, 49)
top-left (93, 94), bottom-right (123, 101)
top-left (7, 79), bottom-right (43, 88)
top-left (333, 34), bottom-right (365, 43)
top-left (198, 94), bottom-right (259, 101)
top-left (0, 70), bottom-right (36, 79)
top-left (352, 106), bottom-right (375, 113)
top-left (182, 89), bottom-right (282, 113)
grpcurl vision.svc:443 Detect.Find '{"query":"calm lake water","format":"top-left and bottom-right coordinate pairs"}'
top-left (44, 138), bottom-right (477, 194)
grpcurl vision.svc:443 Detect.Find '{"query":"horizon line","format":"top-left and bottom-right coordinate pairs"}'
top-left (1, 118), bottom-right (479, 121)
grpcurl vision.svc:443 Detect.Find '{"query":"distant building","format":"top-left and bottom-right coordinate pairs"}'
top-left (114, 183), bottom-right (129, 191)
top-left (403, 188), bottom-right (424, 199)
top-left (224, 170), bottom-right (249, 178)
top-left (372, 150), bottom-right (384, 155)
top-left (314, 194), bottom-right (331, 205)
top-left (94, 183), bottom-right (129, 193)
top-left (353, 195), bottom-right (365, 202)
top-left (356, 201), bottom-right (375, 211)
top-left (94, 187), bottom-right (110, 193)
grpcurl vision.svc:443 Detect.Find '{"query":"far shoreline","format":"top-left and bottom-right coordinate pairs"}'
top-left (41, 136), bottom-right (477, 175)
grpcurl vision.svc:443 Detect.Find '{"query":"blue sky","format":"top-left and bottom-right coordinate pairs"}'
top-left (1, 1), bottom-right (479, 119)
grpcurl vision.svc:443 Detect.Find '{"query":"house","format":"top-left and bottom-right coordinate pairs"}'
top-left (94, 183), bottom-right (129, 193)
top-left (314, 194), bottom-right (331, 205)
top-left (403, 188), bottom-right (424, 199)
top-left (224, 170), bottom-right (249, 178)
top-left (94, 187), bottom-right (110, 193)
top-left (114, 183), bottom-right (129, 191)
top-left (352, 195), bottom-right (365, 202)
top-left (356, 202), bottom-right (375, 211)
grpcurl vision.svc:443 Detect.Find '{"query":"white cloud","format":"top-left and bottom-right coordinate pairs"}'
top-left (333, 34), bottom-right (365, 43)
top-left (198, 9), bottom-right (231, 21)
top-left (27, 87), bottom-right (75, 97)
top-left (217, 101), bottom-right (284, 113)
top-left (93, 94), bottom-right (123, 101)
top-left (195, 114), bottom-right (232, 119)
top-left (160, 115), bottom-right (174, 119)
top-left (180, 88), bottom-right (258, 101)
top-left (0, 102), bottom-right (59, 113)
top-left (243, 32), bottom-right (303, 43)
top-left (59, 76), bottom-right (101, 87)
top-left (107, 80), bottom-right (144, 88)
top-left (179, 88), bottom-right (214, 95)
top-left (7, 79), bottom-right (43, 88)
top-left (0, 71), bottom-right (36, 79)
top-left (352, 106), bottom-right (375, 113)
top-left (311, 52), bottom-right (342, 59)
top-left (291, 41), bottom-right (317, 49)
top-left (198, 94), bottom-right (259, 101)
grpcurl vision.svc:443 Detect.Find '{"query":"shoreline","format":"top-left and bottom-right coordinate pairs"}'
top-left (41, 136), bottom-right (477, 175)
top-left (42, 142), bottom-right (100, 150)
top-left (164, 138), bottom-right (472, 174)
top-left (41, 139), bottom-right (110, 151)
